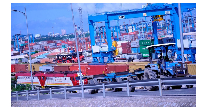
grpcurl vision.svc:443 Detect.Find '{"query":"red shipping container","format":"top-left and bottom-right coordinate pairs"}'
top-left (86, 65), bottom-right (108, 76)
top-left (115, 64), bottom-right (129, 72)
top-left (15, 64), bottom-right (28, 72)
top-left (121, 43), bottom-right (131, 48)
top-left (122, 49), bottom-right (128, 54)
top-left (72, 63), bottom-right (88, 66)
top-left (107, 65), bottom-right (115, 73)
top-left (11, 64), bottom-right (15, 73)
top-left (69, 65), bottom-right (88, 74)
top-left (47, 40), bottom-right (53, 43)
top-left (127, 50), bottom-right (132, 53)
top-left (121, 43), bottom-right (128, 47)
top-left (53, 66), bottom-right (70, 72)
top-left (107, 64), bottom-right (128, 73)
top-left (57, 43), bottom-right (61, 46)
top-left (122, 51), bottom-right (127, 54)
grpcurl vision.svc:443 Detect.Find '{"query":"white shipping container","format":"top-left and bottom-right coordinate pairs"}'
top-left (92, 46), bottom-right (100, 53)
top-left (11, 59), bottom-right (18, 64)
top-left (177, 39), bottom-right (190, 48)
top-left (131, 41), bottom-right (139, 47)
top-left (123, 35), bottom-right (130, 39)
top-left (39, 66), bottom-right (54, 71)
top-left (118, 47), bottom-right (122, 55)
top-left (49, 43), bottom-right (56, 46)
top-left (124, 38), bottom-right (129, 41)
top-left (100, 45), bottom-right (108, 52)
top-left (183, 39), bottom-right (190, 48)
top-left (22, 58), bottom-right (28, 63)
top-left (117, 41), bottom-right (128, 47)
top-left (33, 45), bottom-right (40, 49)
top-left (191, 40), bottom-right (196, 47)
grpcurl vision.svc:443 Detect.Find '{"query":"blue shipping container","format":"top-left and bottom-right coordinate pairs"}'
top-left (131, 48), bottom-right (138, 53)
top-left (137, 47), bottom-right (140, 53)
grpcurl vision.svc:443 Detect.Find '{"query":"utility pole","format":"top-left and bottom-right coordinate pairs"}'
top-left (78, 7), bottom-right (86, 58)
top-left (70, 3), bottom-right (84, 98)
top-left (78, 7), bottom-right (83, 38)
top-left (12, 8), bottom-right (33, 90)
top-left (178, 3), bottom-right (185, 65)
top-left (24, 7), bottom-right (33, 90)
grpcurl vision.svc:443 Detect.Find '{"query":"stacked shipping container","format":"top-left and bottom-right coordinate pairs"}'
top-left (121, 42), bottom-right (132, 54)
top-left (131, 41), bottom-right (140, 53)
top-left (11, 64), bottom-right (28, 72)
top-left (139, 40), bottom-right (154, 57)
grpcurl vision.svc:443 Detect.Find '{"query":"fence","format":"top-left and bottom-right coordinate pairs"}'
top-left (11, 77), bottom-right (196, 101)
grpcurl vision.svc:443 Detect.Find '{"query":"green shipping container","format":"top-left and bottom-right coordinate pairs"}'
top-left (140, 46), bottom-right (154, 53)
top-left (142, 52), bottom-right (150, 57)
top-left (140, 46), bottom-right (149, 53)
top-left (139, 40), bottom-right (154, 46)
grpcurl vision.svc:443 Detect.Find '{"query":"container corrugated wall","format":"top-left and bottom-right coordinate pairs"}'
top-left (129, 64), bottom-right (146, 73)
top-left (131, 48), bottom-right (138, 53)
top-left (187, 64), bottom-right (196, 75)
top-left (107, 64), bottom-right (129, 73)
top-left (28, 64), bottom-right (46, 71)
top-left (53, 66), bottom-right (70, 72)
top-left (39, 65), bottom-right (54, 71)
top-left (56, 63), bottom-right (73, 66)
top-left (15, 64), bottom-right (28, 72)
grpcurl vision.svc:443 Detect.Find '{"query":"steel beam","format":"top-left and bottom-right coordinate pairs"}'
top-left (89, 20), bottom-right (95, 46)
top-left (152, 20), bottom-right (158, 45)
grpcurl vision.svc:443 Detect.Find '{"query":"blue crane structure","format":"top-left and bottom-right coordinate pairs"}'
top-left (13, 34), bottom-right (34, 53)
top-left (88, 3), bottom-right (196, 63)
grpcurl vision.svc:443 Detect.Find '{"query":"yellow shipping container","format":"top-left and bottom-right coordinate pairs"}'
top-left (187, 64), bottom-right (196, 75)
top-left (128, 63), bottom-right (196, 75)
top-left (108, 62), bottom-right (128, 65)
top-left (28, 63), bottom-right (46, 71)
top-left (129, 64), bottom-right (146, 73)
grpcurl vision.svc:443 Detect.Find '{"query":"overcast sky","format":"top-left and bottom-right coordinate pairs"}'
top-left (11, 3), bottom-right (147, 36)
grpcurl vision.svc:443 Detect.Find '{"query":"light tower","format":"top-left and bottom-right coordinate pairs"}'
top-left (78, 7), bottom-right (83, 38)
top-left (70, 3), bottom-right (84, 98)
top-left (78, 7), bottom-right (86, 54)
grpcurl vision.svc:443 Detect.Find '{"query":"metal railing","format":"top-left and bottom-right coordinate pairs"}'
top-left (11, 77), bottom-right (196, 101)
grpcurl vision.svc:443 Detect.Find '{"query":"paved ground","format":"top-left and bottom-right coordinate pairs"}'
top-left (11, 96), bottom-right (196, 107)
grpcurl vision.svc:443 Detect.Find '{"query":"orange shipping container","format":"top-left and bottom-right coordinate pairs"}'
top-left (69, 65), bottom-right (88, 74)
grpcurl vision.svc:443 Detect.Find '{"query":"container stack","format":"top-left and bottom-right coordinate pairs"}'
top-left (121, 42), bottom-right (131, 54)
top-left (139, 40), bottom-right (154, 58)
top-left (131, 41), bottom-right (139, 53)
